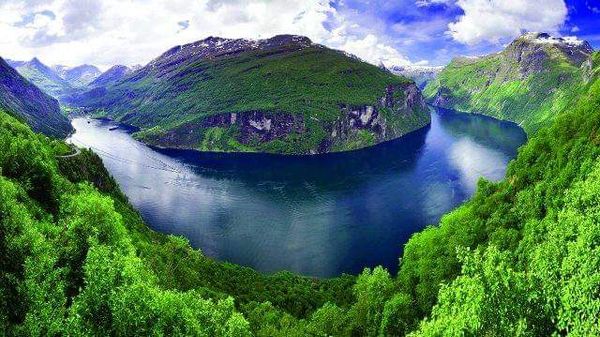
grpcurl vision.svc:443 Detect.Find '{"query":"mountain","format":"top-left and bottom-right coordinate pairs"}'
top-left (88, 65), bottom-right (131, 88)
top-left (52, 64), bottom-right (69, 77)
top-left (424, 32), bottom-right (595, 133)
top-left (0, 57), bottom-right (72, 137)
top-left (3, 47), bottom-right (600, 336)
top-left (61, 64), bottom-right (101, 87)
top-left (7, 57), bottom-right (74, 100)
top-left (390, 65), bottom-right (443, 89)
top-left (75, 34), bottom-right (430, 154)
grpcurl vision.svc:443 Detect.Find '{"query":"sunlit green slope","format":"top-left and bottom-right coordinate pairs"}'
top-left (424, 32), bottom-right (594, 133)
top-left (76, 35), bottom-right (430, 154)
top-left (2, 43), bottom-right (600, 337)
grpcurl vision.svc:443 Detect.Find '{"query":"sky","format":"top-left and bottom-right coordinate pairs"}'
top-left (0, 0), bottom-right (598, 69)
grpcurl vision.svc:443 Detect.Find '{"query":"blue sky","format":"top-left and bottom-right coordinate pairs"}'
top-left (0, 0), bottom-right (598, 68)
top-left (328, 0), bottom-right (600, 65)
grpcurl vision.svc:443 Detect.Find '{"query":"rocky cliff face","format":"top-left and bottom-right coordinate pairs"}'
top-left (326, 83), bottom-right (428, 151)
top-left (140, 82), bottom-right (429, 154)
top-left (0, 57), bottom-right (73, 138)
top-left (505, 32), bottom-right (593, 77)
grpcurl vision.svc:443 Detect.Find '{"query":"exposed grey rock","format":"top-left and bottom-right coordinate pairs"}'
top-left (144, 82), bottom-right (429, 154)
top-left (506, 32), bottom-right (594, 77)
top-left (327, 83), bottom-right (428, 151)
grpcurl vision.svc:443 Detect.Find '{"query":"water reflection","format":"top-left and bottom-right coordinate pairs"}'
top-left (68, 107), bottom-right (526, 277)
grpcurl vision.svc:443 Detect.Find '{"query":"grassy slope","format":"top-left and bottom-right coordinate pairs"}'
top-left (93, 46), bottom-right (409, 126)
top-left (0, 107), bottom-right (357, 335)
top-left (424, 43), bottom-right (587, 134)
top-left (4, 45), bottom-right (600, 334)
top-left (82, 43), bottom-right (429, 153)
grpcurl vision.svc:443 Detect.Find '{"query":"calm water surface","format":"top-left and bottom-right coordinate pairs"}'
top-left (68, 108), bottom-right (526, 277)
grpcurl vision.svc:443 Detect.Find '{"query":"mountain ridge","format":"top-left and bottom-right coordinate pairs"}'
top-left (88, 65), bottom-right (132, 88)
top-left (75, 34), bottom-right (430, 155)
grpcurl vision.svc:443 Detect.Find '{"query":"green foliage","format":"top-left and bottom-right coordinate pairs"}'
top-left (80, 42), bottom-right (427, 154)
top-left (424, 44), bottom-right (588, 134)
top-left (2, 49), bottom-right (600, 336)
top-left (0, 107), bottom-right (355, 336)
top-left (379, 293), bottom-right (414, 337)
top-left (403, 52), bottom-right (600, 335)
top-left (349, 267), bottom-right (395, 336)
top-left (91, 46), bottom-right (407, 127)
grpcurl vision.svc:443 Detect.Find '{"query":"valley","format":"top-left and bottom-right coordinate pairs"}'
top-left (67, 109), bottom-right (525, 277)
top-left (1, 17), bottom-right (600, 336)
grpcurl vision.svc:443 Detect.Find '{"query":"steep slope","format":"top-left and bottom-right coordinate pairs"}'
top-left (3, 51), bottom-right (600, 336)
top-left (88, 64), bottom-right (130, 88)
top-left (408, 50), bottom-right (600, 336)
top-left (0, 57), bottom-right (72, 137)
top-left (7, 58), bottom-right (74, 100)
top-left (390, 65), bottom-right (443, 89)
top-left (77, 35), bottom-right (430, 154)
top-left (0, 106), bottom-right (356, 335)
top-left (424, 32), bottom-right (594, 133)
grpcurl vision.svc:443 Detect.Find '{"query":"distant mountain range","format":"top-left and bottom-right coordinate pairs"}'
top-left (389, 65), bottom-right (443, 89)
top-left (6, 58), bottom-right (75, 101)
top-left (88, 65), bottom-right (133, 88)
top-left (0, 57), bottom-right (72, 137)
top-left (53, 64), bottom-right (101, 88)
top-left (424, 32), bottom-right (595, 133)
top-left (6, 58), bottom-right (126, 103)
top-left (73, 34), bottom-right (430, 154)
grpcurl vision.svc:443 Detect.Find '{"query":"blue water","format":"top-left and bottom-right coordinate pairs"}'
top-left (68, 107), bottom-right (526, 277)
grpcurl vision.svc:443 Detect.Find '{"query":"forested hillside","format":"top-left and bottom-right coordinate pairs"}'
top-left (0, 107), bottom-right (360, 335)
top-left (2, 41), bottom-right (600, 337)
top-left (404, 50), bottom-right (600, 335)
top-left (74, 35), bottom-right (430, 154)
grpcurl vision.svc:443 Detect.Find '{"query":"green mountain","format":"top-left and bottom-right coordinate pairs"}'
top-left (0, 57), bottom-right (72, 138)
top-left (76, 35), bottom-right (430, 154)
top-left (2, 50), bottom-right (600, 335)
top-left (1, 44), bottom-right (600, 336)
top-left (7, 58), bottom-right (75, 101)
top-left (424, 32), bottom-right (594, 133)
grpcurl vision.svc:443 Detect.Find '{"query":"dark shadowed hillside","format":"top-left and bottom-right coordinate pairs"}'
top-left (0, 57), bottom-right (72, 138)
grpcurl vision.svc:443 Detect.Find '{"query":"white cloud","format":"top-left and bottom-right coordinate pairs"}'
top-left (339, 34), bottom-right (413, 66)
top-left (415, 0), bottom-right (452, 7)
top-left (0, 0), bottom-right (418, 69)
top-left (448, 0), bottom-right (568, 45)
